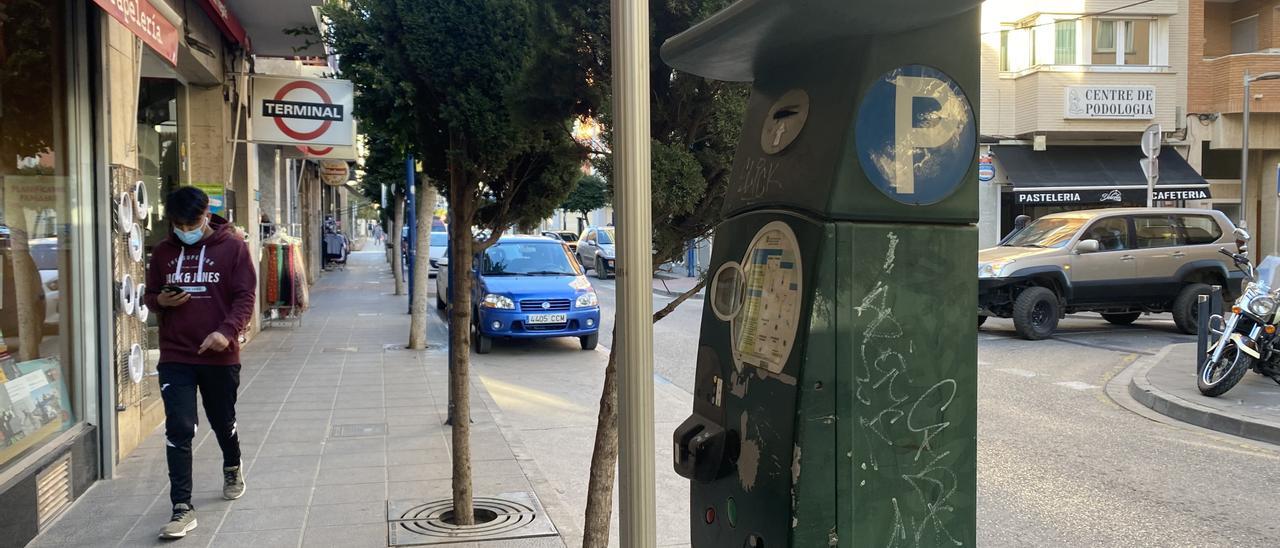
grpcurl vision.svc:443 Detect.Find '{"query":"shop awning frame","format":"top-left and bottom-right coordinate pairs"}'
top-left (993, 145), bottom-right (1210, 190)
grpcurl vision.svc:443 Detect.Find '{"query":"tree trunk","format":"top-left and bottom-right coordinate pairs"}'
top-left (408, 183), bottom-right (436, 349)
top-left (10, 230), bottom-right (42, 361)
top-left (391, 194), bottom-right (406, 296)
top-left (385, 219), bottom-right (394, 265)
top-left (582, 279), bottom-right (706, 546)
top-left (582, 336), bottom-right (618, 547)
top-left (447, 141), bottom-right (475, 525)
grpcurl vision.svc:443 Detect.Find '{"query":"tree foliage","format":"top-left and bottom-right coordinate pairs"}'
top-left (560, 174), bottom-right (610, 217)
top-left (322, 0), bottom-right (595, 525)
top-left (578, 1), bottom-right (748, 268)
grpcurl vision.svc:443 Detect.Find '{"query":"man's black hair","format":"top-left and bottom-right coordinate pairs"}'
top-left (165, 186), bottom-right (210, 225)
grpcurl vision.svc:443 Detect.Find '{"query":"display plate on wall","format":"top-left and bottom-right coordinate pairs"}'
top-left (117, 192), bottom-right (134, 233)
top-left (134, 180), bottom-right (149, 220)
top-left (134, 283), bottom-right (148, 321)
top-left (128, 343), bottom-right (144, 384)
top-left (119, 274), bottom-right (135, 315)
top-left (128, 223), bottom-right (143, 262)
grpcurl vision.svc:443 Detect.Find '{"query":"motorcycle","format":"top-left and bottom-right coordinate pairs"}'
top-left (1199, 232), bottom-right (1280, 397)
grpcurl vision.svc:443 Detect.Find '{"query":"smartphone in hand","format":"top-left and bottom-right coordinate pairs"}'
top-left (161, 285), bottom-right (185, 294)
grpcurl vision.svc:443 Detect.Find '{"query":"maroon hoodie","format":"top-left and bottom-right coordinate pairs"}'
top-left (143, 215), bottom-right (256, 366)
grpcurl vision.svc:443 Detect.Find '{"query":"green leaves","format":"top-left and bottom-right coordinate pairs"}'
top-left (323, 0), bottom-right (594, 234)
top-left (561, 174), bottom-right (610, 216)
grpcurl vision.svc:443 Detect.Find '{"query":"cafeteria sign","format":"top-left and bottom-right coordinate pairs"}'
top-left (251, 76), bottom-right (355, 147)
top-left (1014, 187), bottom-right (1209, 205)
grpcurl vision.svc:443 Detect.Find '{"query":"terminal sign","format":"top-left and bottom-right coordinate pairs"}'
top-left (251, 76), bottom-right (355, 147)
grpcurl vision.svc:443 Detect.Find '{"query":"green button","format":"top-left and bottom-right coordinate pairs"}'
top-left (726, 496), bottom-right (737, 527)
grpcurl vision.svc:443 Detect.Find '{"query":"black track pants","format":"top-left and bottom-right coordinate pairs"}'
top-left (158, 363), bottom-right (242, 507)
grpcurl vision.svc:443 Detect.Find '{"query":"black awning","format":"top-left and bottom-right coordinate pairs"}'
top-left (995, 145), bottom-right (1210, 205)
top-left (995, 145), bottom-right (1207, 187)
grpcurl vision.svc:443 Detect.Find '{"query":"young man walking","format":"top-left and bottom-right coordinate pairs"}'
top-left (143, 187), bottom-right (256, 539)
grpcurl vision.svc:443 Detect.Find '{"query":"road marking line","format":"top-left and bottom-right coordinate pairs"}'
top-left (995, 368), bottom-right (1037, 378)
top-left (1055, 381), bottom-right (1100, 391)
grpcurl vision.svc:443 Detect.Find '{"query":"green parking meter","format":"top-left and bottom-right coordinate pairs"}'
top-left (664, 1), bottom-right (980, 546)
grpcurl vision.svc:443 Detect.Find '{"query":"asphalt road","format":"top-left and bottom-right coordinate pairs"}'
top-left (452, 278), bottom-right (1280, 546)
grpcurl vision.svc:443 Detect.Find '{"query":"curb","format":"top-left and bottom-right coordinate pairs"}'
top-left (1127, 344), bottom-right (1280, 447)
top-left (470, 374), bottom-right (576, 546)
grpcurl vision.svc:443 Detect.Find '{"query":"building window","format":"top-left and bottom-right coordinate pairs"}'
top-left (1054, 20), bottom-right (1077, 64)
top-left (1000, 30), bottom-right (1010, 71)
top-left (1231, 15), bottom-right (1258, 55)
top-left (1094, 20), bottom-right (1116, 54)
top-left (1092, 18), bottom-right (1152, 65)
top-left (1124, 20), bottom-right (1151, 64)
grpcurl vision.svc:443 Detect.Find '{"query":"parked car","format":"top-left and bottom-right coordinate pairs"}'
top-left (576, 226), bottom-right (615, 279)
top-left (29, 238), bottom-right (59, 328)
top-left (436, 235), bottom-right (600, 353)
top-left (427, 232), bottom-right (448, 276)
top-left (541, 231), bottom-right (581, 255)
top-left (978, 208), bottom-right (1242, 340)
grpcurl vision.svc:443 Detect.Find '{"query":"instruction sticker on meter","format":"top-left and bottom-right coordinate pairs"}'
top-left (731, 222), bottom-right (802, 374)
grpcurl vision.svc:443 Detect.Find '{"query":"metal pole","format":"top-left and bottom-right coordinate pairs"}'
top-left (612, 0), bottom-right (655, 543)
top-left (407, 154), bottom-right (417, 314)
top-left (1146, 169), bottom-right (1155, 208)
top-left (1274, 163), bottom-right (1280, 258)
top-left (1240, 71), bottom-right (1251, 236)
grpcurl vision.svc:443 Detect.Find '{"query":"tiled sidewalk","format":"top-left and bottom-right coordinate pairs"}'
top-left (29, 250), bottom-right (565, 548)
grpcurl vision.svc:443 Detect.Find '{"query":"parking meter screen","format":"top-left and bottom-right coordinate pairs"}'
top-left (732, 222), bottom-right (803, 374)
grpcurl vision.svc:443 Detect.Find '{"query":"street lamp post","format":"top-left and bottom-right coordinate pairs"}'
top-left (612, 0), bottom-right (656, 544)
top-left (1241, 70), bottom-right (1280, 257)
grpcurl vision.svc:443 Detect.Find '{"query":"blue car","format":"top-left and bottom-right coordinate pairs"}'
top-left (436, 235), bottom-right (601, 354)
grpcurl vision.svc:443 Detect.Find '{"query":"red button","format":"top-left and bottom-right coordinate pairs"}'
top-left (704, 507), bottom-right (716, 524)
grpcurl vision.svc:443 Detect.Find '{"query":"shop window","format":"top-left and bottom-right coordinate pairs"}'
top-left (0, 0), bottom-right (80, 472)
top-left (1134, 216), bottom-right (1183, 248)
top-left (129, 69), bottom-right (184, 418)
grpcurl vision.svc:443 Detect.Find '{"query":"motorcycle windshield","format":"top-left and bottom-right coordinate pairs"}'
top-left (1256, 256), bottom-right (1280, 292)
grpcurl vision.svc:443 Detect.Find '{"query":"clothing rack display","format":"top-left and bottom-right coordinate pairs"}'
top-left (261, 233), bottom-right (308, 327)
top-left (322, 231), bottom-right (348, 271)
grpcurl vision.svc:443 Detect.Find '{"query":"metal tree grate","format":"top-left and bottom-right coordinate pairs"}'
top-left (387, 492), bottom-right (557, 546)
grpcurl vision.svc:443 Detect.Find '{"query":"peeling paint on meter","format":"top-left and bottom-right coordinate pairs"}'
top-left (727, 222), bottom-right (802, 374)
top-left (855, 64), bottom-right (976, 205)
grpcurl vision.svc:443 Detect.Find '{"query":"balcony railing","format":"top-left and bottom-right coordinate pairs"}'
top-left (1192, 52), bottom-right (1280, 113)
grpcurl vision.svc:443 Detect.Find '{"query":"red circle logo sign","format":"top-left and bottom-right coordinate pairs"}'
top-left (273, 80), bottom-right (334, 141)
top-left (297, 145), bottom-right (335, 156)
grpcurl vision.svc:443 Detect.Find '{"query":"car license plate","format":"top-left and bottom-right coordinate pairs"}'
top-left (527, 313), bottom-right (567, 324)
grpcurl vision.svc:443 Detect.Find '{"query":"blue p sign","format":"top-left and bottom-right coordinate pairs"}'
top-left (855, 65), bottom-right (976, 205)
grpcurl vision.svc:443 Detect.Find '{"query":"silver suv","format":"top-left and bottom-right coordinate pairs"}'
top-left (979, 208), bottom-right (1243, 340)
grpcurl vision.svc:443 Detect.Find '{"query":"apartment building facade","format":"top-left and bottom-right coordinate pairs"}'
top-left (1185, 0), bottom-right (1280, 255)
top-left (979, 0), bottom-right (1211, 247)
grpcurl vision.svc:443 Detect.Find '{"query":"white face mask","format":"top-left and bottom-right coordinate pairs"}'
top-left (174, 217), bottom-right (207, 245)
